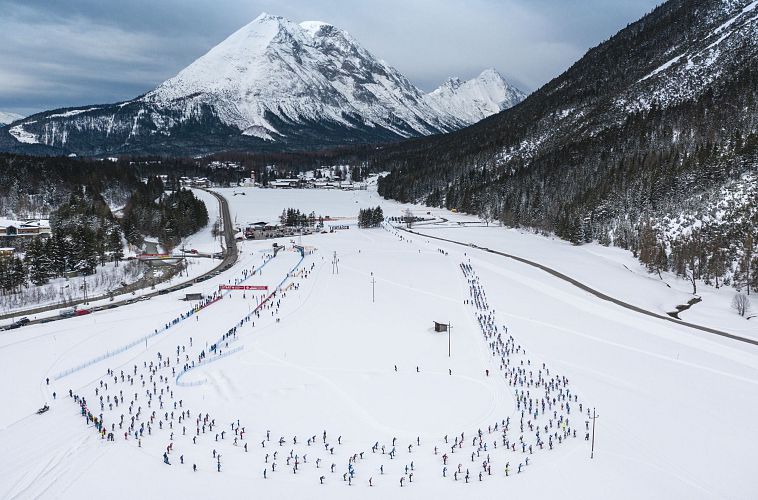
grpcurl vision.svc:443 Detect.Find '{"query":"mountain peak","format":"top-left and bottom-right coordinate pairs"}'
top-left (3, 13), bottom-right (522, 154)
top-left (478, 67), bottom-right (504, 80)
top-left (443, 77), bottom-right (464, 90)
top-left (0, 111), bottom-right (24, 126)
top-left (425, 69), bottom-right (526, 123)
top-left (253, 12), bottom-right (284, 23)
top-left (299, 20), bottom-right (335, 36)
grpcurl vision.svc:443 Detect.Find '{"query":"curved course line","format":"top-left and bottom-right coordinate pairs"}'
top-left (175, 249), bottom-right (308, 387)
top-left (52, 254), bottom-right (272, 380)
top-left (399, 225), bottom-right (758, 347)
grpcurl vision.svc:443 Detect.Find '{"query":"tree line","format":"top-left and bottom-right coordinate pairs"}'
top-left (279, 208), bottom-right (321, 227)
top-left (357, 206), bottom-right (384, 228)
top-left (121, 178), bottom-right (209, 252)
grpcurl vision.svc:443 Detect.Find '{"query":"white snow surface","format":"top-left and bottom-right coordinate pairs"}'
top-left (425, 69), bottom-right (526, 123)
top-left (8, 122), bottom-right (40, 144)
top-left (0, 111), bottom-right (24, 126)
top-left (142, 13), bottom-right (523, 139)
top-left (1, 185), bottom-right (756, 499)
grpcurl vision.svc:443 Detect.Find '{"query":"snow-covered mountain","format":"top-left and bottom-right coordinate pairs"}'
top-left (0, 13), bottom-right (524, 156)
top-left (0, 112), bottom-right (23, 126)
top-left (425, 69), bottom-right (526, 124)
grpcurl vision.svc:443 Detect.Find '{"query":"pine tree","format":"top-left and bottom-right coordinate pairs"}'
top-left (737, 234), bottom-right (754, 295)
top-left (109, 227), bottom-right (124, 265)
top-left (10, 257), bottom-right (25, 293)
top-left (50, 232), bottom-right (69, 276)
top-left (25, 237), bottom-right (52, 286)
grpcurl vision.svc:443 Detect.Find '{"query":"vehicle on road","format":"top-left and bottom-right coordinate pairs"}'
top-left (58, 307), bottom-right (76, 318)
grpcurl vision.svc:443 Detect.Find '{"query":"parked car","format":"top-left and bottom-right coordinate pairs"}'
top-left (75, 308), bottom-right (91, 316)
top-left (18, 317), bottom-right (30, 325)
top-left (59, 307), bottom-right (76, 318)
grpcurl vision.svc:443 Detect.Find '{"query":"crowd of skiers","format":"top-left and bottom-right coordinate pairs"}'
top-left (48, 236), bottom-right (591, 489)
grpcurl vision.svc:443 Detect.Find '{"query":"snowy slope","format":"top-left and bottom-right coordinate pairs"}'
top-left (1, 13), bottom-right (524, 155)
top-left (425, 69), bottom-right (526, 124)
top-left (145, 13), bottom-right (458, 140)
top-left (622, 0), bottom-right (758, 112)
top-left (0, 111), bottom-right (23, 126)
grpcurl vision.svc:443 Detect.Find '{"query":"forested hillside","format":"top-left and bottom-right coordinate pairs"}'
top-left (0, 155), bottom-right (209, 293)
top-left (377, 0), bottom-right (758, 292)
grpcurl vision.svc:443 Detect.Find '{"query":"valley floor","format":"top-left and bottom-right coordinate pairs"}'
top-left (0, 186), bottom-right (756, 499)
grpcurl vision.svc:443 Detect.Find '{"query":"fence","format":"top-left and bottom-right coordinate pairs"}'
top-left (53, 254), bottom-right (274, 380)
top-left (175, 345), bottom-right (244, 387)
top-left (175, 249), bottom-right (307, 388)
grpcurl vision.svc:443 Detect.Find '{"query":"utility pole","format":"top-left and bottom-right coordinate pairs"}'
top-left (370, 272), bottom-right (375, 303)
top-left (448, 323), bottom-right (452, 357)
top-left (590, 408), bottom-right (599, 459)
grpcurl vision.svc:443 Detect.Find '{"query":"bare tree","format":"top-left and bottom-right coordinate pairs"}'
top-left (403, 208), bottom-right (414, 229)
top-left (480, 205), bottom-right (493, 226)
top-left (732, 293), bottom-right (751, 317)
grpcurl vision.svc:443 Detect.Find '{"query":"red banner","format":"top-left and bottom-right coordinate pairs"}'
top-left (219, 285), bottom-right (268, 291)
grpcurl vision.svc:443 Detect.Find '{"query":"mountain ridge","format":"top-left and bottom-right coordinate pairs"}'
top-left (0, 112), bottom-right (24, 126)
top-left (1, 13), bottom-right (524, 156)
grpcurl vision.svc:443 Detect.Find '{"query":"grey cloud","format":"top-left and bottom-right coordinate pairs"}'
top-left (0, 0), bottom-right (661, 116)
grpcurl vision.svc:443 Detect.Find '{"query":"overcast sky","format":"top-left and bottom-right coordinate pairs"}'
top-left (0, 0), bottom-right (661, 116)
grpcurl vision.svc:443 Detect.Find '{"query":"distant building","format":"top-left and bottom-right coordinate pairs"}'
top-left (269, 179), bottom-right (300, 188)
top-left (0, 219), bottom-right (51, 238)
top-left (179, 177), bottom-right (210, 188)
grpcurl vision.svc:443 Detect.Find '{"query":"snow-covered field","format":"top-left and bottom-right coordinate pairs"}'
top-left (1, 186), bottom-right (757, 499)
